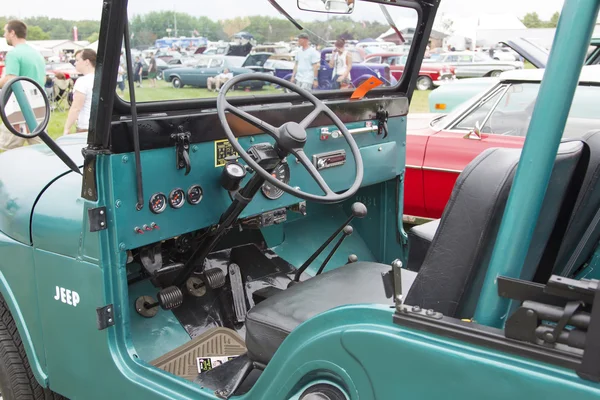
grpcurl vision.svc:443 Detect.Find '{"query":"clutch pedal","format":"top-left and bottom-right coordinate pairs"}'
top-left (228, 263), bottom-right (247, 323)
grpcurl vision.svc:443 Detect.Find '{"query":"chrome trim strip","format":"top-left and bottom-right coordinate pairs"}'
top-left (423, 166), bottom-right (462, 173)
top-left (405, 165), bottom-right (462, 173)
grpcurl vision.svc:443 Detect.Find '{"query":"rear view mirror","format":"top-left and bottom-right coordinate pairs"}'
top-left (298, 0), bottom-right (354, 14)
top-left (0, 78), bottom-right (49, 139)
top-left (0, 77), bottom-right (81, 175)
top-left (463, 120), bottom-right (483, 140)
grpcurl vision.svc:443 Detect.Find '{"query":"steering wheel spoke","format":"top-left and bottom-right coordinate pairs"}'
top-left (294, 149), bottom-right (334, 196)
top-left (225, 102), bottom-right (279, 139)
top-left (300, 105), bottom-right (324, 129)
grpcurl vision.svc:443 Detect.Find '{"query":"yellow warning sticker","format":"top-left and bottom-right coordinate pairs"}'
top-left (214, 139), bottom-right (239, 167)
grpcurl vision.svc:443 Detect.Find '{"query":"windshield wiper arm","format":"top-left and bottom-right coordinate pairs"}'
top-left (380, 4), bottom-right (405, 43)
top-left (267, 0), bottom-right (303, 30)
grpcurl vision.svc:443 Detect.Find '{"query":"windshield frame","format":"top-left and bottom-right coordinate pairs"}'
top-left (89, 0), bottom-right (438, 149)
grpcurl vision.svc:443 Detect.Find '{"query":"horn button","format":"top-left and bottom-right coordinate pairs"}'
top-left (278, 122), bottom-right (307, 151)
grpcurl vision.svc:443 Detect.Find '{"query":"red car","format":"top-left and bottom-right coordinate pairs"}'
top-left (404, 66), bottom-right (600, 222)
top-left (364, 52), bottom-right (455, 90)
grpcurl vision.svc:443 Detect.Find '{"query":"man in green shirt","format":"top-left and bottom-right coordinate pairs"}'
top-left (0, 20), bottom-right (46, 150)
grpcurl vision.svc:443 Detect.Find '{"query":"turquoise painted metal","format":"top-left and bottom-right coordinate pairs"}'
top-left (474, 0), bottom-right (600, 327)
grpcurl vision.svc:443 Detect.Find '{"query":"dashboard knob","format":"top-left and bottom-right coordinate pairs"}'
top-left (351, 202), bottom-right (368, 218)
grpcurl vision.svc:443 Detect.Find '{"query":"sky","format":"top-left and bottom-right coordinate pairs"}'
top-left (2, 0), bottom-right (566, 22)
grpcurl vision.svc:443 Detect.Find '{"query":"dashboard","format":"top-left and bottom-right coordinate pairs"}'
top-left (106, 98), bottom-right (408, 251)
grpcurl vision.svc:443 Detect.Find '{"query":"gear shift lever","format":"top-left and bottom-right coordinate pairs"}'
top-left (292, 202), bottom-right (367, 283)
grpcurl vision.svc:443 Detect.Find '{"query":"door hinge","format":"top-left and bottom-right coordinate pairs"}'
top-left (172, 127), bottom-right (191, 175)
top-left (88, 206), bottom-right (107, 232)
top-left (96, 304), bottom-right (115, 330)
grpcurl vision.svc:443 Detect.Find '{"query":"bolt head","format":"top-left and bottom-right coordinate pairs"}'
top-left (412, 305), bottom-right (421, 312)
top-left (107, 308), bottom-right (112, 313)
top-left (108, 318), bottom-right (113, 324)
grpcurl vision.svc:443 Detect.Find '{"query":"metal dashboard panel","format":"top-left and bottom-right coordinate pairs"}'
top-left (107, 119), bottom-right (403, 250)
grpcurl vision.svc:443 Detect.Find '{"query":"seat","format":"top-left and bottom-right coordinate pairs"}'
top-left (245, 142), bottom-right (585, 365)
top-left (406, 219), bottom-right (439, 271)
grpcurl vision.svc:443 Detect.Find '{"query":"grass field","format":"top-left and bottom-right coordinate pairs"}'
top-left (44, 81), bottom-right (431, 139)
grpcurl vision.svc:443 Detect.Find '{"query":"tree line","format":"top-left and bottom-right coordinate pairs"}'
top-left (0, 11), bottom-right (561, 48)
top-left (0, 12), bottom-right (389, 48)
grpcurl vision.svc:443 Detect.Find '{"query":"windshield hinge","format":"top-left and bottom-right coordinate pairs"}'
top-left (172, 127), bottom-right (191, 175)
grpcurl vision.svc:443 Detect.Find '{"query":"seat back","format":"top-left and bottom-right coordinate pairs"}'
top-left (405, 141), bottom-right (585, 318)
top-left (553, 130), bottom-right (600, 276)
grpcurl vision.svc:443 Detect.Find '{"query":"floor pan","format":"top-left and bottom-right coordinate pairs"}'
top-left (151, 327), bottom-right (247, 381)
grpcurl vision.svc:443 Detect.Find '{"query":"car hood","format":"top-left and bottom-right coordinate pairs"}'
top-left (243, 52), bottom-right (272, 67)
top-left (501, 38), bottom-right (548, 68)
top-left (0, 133), bottom-right (86, 244)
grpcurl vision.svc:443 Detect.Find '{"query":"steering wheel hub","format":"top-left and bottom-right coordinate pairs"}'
top-left (279, 122), bottom-right (307, 150)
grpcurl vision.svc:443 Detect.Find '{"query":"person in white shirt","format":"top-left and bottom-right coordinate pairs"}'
top-left (63, 49), bottom-right (95, 135)
top-left (328, 38), bottom-right (352, 89)
top-left (291, 32), bottom-right (320, 90)
top-left (207, 68), bottom-right (233, 92)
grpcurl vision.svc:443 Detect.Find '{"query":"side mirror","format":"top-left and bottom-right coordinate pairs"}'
top-left (463, 120), bottom-right (483, 140)
top-left (0, 77), bottom-right (81, 175)
top-left (298, 0), bottom-right (354, 14)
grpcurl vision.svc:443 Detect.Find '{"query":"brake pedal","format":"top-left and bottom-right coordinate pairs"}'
top-left (228, 263), bottom-right (247, 323)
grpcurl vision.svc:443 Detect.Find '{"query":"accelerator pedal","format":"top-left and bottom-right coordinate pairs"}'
top-left (151, 327), bottom-right (246, 381)
top-left (228, 263), bottom-right (247, 323)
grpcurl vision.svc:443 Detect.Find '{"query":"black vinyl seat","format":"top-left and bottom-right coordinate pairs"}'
top-left (408, 131), bottom-right (600, 278)
top-left (245, 142), bottom-right (586, 364)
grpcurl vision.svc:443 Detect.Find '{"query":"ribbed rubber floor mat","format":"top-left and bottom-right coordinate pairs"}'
top-left (151, 327), bottom-right (246, 380)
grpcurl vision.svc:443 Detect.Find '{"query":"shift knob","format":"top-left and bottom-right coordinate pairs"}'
top-left (348, 254), bottom-right (358, 263)
top-left (351, 202), bottom-right (367, 218)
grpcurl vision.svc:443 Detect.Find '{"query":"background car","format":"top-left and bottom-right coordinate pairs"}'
top-left (45, 62), bottom-right (79, 80)
top-left (426, 51), bottom-right (523, 78)
top-left (364, 52), bottom-right (455, 90)
top-left (276, 47), bottom-right (395, 90)
top-left (162, 53), bottom-right (272, 89)
top-left (405, 65), bottom-right (600, 221)
top-left (428, 37), bottom-right (600, 113)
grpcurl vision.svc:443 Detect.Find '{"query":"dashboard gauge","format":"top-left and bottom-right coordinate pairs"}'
top-left (187, 185), bottom-right (204, 205)
top-left (149, 193), bottom-right (167, 214)
top-left (169, 188), bottom-right (186, 209)
top-left (261, 162), bottom-right (290, 200)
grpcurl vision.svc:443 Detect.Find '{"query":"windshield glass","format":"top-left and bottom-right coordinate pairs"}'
top-left (119, 0), bottom-right (418, 103)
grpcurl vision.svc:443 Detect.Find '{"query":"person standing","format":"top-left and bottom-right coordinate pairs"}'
top-left (329, 38), bottom-right (352, 89)
top-left (63, 49), bottom-right (96, 135)
top-left (148, 52), bottom-right (157, 88)
top-left (0, 20), bottom-right (46, 150)
top-left (134, 56), bottom-right (143, 88)
top-left (291, 32), bottom-right (320, 91)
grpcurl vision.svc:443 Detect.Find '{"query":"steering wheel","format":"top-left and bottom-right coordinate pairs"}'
top-left (216, 73), bottom-right (364, 204)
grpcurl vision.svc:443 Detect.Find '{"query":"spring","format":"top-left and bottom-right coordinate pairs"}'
top-left (204, 268), bottom-right (226, 289)
top-left (157, 286), bottom-right (183, 310)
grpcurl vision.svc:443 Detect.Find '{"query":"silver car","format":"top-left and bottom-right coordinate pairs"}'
top-left (428, 51), bottom-right (523, 78)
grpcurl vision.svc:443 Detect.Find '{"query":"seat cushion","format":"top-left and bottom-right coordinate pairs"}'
top-left (245, 262), bottom-right (417, 365)
top-left (407, 219), bottom-right (440, 271)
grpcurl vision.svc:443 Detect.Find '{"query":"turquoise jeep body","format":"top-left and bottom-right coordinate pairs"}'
top-left (0, 1), bottom-right (599, 400)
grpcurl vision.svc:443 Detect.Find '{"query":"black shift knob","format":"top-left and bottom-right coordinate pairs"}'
top-left (351, 202), bottom-right (367, 218)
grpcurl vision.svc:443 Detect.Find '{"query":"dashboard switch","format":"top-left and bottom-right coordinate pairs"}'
top-left (134, 227), bottom-right (144, 235)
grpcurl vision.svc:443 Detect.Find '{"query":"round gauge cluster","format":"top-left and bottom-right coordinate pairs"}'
top-left (149, 185), bottom-right (203, 214)
top-left (261, 163), bottom-right (290, 200)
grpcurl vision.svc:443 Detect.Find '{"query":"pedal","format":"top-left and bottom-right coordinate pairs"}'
top-left (228, 263), bottom-right (247, 323)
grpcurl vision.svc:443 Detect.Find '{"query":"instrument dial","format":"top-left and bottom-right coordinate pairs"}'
top-left (261, 163), bottom-right (290, 200)
top-left (187, 185), bottom-right (204, 205)
top-left (149, 193), bottom-right (167, 214)
top-left (169, 188), bottom-right (186, 209)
